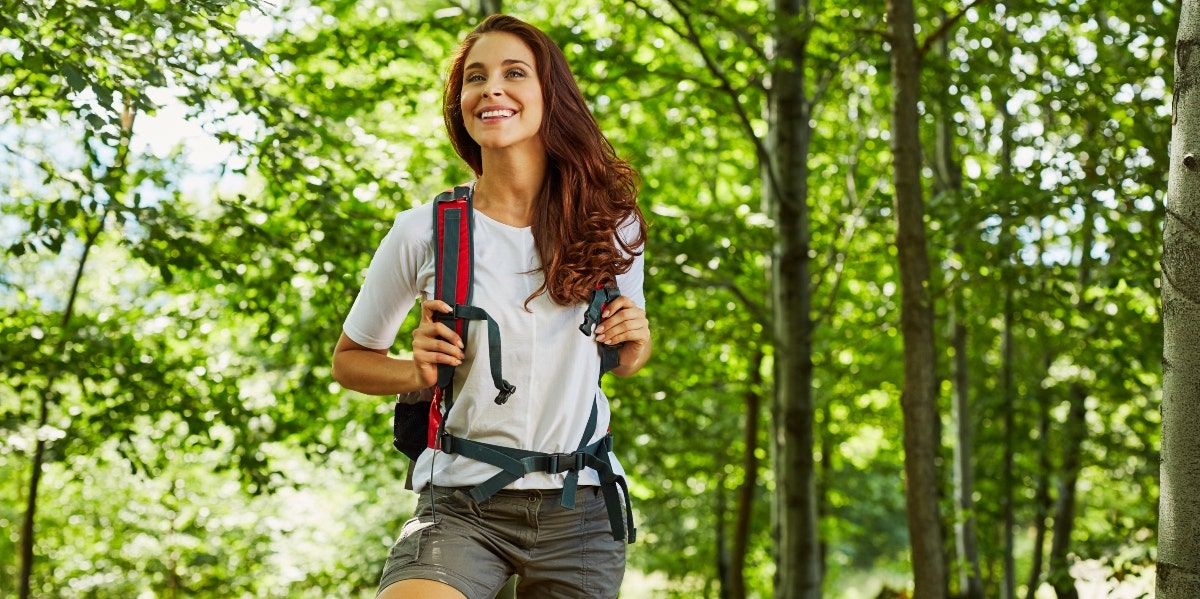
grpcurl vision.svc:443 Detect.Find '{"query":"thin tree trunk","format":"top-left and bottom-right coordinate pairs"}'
top-left (1020, 237), bottom-right (1052, 599)
top-left (1159, 4), bottom-right (1200, 596)
top-left (718, 478), bottom-right (731, 599)
top-left (886, 0), bottom-right (947, 596)
top-left (1000, 289), bottom-right (1017, 599)
top-left (1047, 382), bottom-right (1086, 599)
top-left (934, 22), bottom-right (982, 597)
top-left (951, 308), bottom-right (983, 599)
top-left (1024, 349), bottom-right (1054, 599)
top-left (768, 1), bottom-right (820, 597)
top-left (19, 213), bottom-right (107, 599)
top-left (994, 66), bottom-right (1018, 599)
top-left (1047, 166), bottom-right (1098, 599)
top-left (18, 103), bottom-right (135, 598)
top-left (730, 350), bottom-right (765, 599)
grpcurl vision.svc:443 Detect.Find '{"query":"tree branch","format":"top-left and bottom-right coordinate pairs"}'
top-left (626, 0), bottom-right (784, 202)
top-left (812, 133), bottom-right (874, 329)
top-left (918, 0), bottom-right (983, 59)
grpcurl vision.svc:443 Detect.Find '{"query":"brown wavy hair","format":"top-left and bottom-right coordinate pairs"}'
top-left (444, 14), bottom-right (646, 306)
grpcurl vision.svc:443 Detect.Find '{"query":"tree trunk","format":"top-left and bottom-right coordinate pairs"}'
top-left (950, 308), bottom-right (984, 599)
top-left (886, 0), bottom-right (947, 596)
top-left (1047, 180), bottom-right (1098, 599)
top-left (934, 25), bottom-right (982, 598)
top-left (1000, 289), bottom-right (1017, 599)
top-left (1159, 5), bottom-right (1200, 596)
top-left (994, 72), bottom-right (1019, 599)
top-left (1024, 349), bottom-right (1054, 599)
top-left (768, 0), bottom-right (820, 597)
top-left (19, 213), bottom-right (107, 599)
top-left (730, 351), bottom-right (765, 599)
top-left (18, 104), bottom-right (134, 598)
top-left (1047, 382), bottom-right (1086, 599)
top-left (718, 478), bottom-right (731, 599)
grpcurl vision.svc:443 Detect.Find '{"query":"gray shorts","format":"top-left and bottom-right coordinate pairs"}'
top-left (378, 485), bottom-right (626, 599)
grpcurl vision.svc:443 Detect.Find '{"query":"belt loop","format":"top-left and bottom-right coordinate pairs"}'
top-left (574, 451), bottom-right (585, 471)
top-left (548, 454), bottom-right (559, 473)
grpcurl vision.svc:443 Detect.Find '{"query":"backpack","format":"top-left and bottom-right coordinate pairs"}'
top-left (391, 184), bottom-right (635, 542)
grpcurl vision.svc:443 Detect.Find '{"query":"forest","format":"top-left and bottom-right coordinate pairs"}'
top-left (1, 0), bottom-right (1187, 598)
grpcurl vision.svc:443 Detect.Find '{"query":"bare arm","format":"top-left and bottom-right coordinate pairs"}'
top-left (331, 300), bottom-right (465, 395)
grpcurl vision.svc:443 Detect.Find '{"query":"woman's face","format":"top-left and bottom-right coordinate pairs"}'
top-left (459, 32), bottom-right (545, 154)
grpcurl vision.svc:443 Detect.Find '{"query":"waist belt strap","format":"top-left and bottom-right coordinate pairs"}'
top-left (440, 401), bottom-right (636, 542)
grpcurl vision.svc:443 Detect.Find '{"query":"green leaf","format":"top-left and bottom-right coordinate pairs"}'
top-left (62, 62), bottom-right (87, 92)
top-left (237, 35), bottom-right (264, 59)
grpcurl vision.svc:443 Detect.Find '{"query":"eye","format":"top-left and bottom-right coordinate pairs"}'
top-left (505, 68), bottom-right (527, 78)
top-left (465, 72), bottom-right (485, 83)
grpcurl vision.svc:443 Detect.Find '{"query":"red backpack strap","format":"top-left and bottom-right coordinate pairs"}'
top-left (428, 184), bottom-right (517, 451)
top-left (433, 185), bottom-right (474, 390)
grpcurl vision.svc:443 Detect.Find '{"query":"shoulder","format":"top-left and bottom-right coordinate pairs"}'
top-left (389, 200), bottom-right (435, 238)
top-left (615, 213), bottom-right (646, 249)
top-left (374, 201), bottom-right (437, 257)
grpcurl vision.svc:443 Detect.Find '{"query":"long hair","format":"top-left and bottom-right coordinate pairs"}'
top-left (444, 14), bottom-right (647, 306)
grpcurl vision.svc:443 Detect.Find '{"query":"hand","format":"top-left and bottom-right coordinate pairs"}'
top-left (410, 299), bottom-right (465, 387)
top-left (593, 296), bottom-right (651, 375)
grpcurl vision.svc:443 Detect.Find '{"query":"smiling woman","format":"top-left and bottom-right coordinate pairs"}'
top-left (330, 13), bottom-right (651, 599)
top-left (457, 33), bottom-right (545, 181)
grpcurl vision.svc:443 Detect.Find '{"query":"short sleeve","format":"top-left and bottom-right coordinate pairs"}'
top-left (614, 216), bottom-right (646, 309)
top-left (342, 204), bottom-right (435, 349)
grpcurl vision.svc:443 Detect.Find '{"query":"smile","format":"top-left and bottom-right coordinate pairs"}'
top-left (480, 109), bottom-right (515, 119)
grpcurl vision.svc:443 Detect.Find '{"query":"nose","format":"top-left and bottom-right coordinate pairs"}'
top-left (482, 81), bottom-right (503, 98)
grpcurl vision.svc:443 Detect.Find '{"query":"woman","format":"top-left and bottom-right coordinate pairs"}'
top-left (331, 14), bottom-right (651, 599)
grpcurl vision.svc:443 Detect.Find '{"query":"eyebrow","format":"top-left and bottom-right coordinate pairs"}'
top-left (464, 59), bottom-right (533, 71)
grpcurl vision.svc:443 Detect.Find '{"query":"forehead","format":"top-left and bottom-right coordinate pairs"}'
top-left (464, 32), bottom-right (536, 69)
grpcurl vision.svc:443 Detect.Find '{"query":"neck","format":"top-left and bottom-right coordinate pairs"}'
top-left (474, 147), bottom-right (547, 227)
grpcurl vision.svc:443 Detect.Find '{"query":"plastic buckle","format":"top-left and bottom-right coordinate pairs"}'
top-left (547, 452), bottom-right (581, 473)
top-left (494, 385), bottom-right (515, 405)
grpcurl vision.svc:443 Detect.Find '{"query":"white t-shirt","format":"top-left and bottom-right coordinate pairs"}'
top-left (342, 189), bottom-right (644, 493)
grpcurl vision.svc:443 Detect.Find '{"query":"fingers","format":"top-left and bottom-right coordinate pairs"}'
top-left (413, 300), bottom-right (465, 378)
top-left (595, 298), bottom-right (650, 345)
top-left (413, 325), bottom-right (465, 363)
top-left (420, 299), bottom-right (454, 323)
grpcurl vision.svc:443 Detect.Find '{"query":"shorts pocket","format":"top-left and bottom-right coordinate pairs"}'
top-left (387, 517), bottom-right (433, 567)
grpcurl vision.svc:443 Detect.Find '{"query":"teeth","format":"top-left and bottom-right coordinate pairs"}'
top-left (482, 110), bottom-right (514, 118)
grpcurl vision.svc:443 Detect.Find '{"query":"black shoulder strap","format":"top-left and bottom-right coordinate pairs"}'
top-left (581, 284), bottom-right (623, 378)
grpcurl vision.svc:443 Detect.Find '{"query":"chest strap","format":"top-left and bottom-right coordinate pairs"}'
top-left (439, 401), bottom-right (636, 543)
